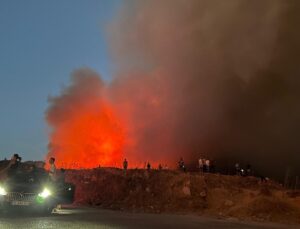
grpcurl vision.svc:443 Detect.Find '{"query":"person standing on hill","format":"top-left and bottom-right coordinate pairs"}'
top-left (49, 157), bottom-right (57, 181)
top-left (235, 163), bottom-right (240, 176)
top-left (178, 157), bottom-right (186, 172)
top-left (123, 158), bottom-right (128, 170)
top-left (199, 158), bottom-right (204, 174)
top-left (205, 159), bottom-right (210, 173)
top-left (0, 154), bottom-right (21, 179)
top-left (158, 164), bottom-right (163, 170)
top-left (147, 162), bottom-right (151, 170)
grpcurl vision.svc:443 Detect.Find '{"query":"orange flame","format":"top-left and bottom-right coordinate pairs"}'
top-left (47, 100), bottom-right (125, 169)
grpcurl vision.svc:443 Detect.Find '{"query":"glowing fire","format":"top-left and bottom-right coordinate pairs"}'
top-left (45, 70), bottom-right (176, 170)
top-left (46, 100), bottom-right (125, 169)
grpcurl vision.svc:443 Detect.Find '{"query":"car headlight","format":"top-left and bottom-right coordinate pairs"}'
top-left (0, 186), bottom-right (7, 196)
top-left (38, 188), bottom-right (51, 198)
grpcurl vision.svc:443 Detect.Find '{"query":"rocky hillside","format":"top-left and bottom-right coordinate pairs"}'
top-left (65, 168), bottom-right (300, 225)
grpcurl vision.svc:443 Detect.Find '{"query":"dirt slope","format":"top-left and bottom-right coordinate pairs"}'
top-left (65, 168), bottom-right (300, 224)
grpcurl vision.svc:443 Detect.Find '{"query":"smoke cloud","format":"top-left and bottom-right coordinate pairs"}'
top-left (46, 0), bottom-right (300, 179)
top-left (107, 0), bottom-right (300, 177)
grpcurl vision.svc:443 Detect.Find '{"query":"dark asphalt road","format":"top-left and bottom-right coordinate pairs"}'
top-left (0, 208), bottom-right (298, 229)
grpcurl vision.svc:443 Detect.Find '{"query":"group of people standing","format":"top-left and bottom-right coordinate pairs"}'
top-left (235, 163), bottom-right (252, 176)
top-left (179, 157), bottom-right (214, 173)
top-left (122, 157), bottom-right (216, 173)
top-left (198, 158), bottom-right (215, 173)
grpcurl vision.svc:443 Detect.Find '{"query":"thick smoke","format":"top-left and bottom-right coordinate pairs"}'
top-left (46, 0), bottom-right (300, 179)
top-left (106, 0), bottom-right (300, 178)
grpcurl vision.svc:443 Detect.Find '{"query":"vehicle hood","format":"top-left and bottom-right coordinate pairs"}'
top-left (4, 171), bottom-right (49, 193)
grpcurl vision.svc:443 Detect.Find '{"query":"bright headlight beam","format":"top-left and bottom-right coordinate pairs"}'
top-left (38, 188), bottom-right (51, 198)
top-left (0, 186), bottom-right (7, 196)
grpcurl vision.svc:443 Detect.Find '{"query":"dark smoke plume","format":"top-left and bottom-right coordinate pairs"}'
top-left (45, 1), bottom-right (300, 179)
top-left (106, 0), bottom-right (300, 179)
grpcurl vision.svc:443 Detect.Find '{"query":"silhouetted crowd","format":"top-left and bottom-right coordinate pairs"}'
top-left (0, 155), bottom-right (261, 181)
top-left (121, 157), bottom-right (254, 178)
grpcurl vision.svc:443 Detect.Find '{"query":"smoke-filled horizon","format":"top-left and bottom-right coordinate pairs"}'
top-left (46, 0), bottom-right (300, 179)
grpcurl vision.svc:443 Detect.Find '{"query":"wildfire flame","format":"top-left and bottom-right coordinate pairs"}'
top-left (48, 102), bottom-right (124, 169)
top-left (46, 70), bottom-right (125, 169)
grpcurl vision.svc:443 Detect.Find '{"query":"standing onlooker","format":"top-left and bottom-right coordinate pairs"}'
top-left (178, 157), bottom-right (186, 172)
top-left (123, 158), bottom-right (128, 170)
top-left (205, 159), bottom-right (210, 173)
top-left (49, 157), bottom-right (57, 181)
top-left (198, 158), bottom-right (204, 174)
top-left (147, 162), bottom-right (151, 170)
top-left (203, 159), bottom-right (207, 172)
top-left (0, 154), bottom-right (21, 179)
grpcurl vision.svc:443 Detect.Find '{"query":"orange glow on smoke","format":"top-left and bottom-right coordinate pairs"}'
top-left (47, 101), bottom-right (125, 169)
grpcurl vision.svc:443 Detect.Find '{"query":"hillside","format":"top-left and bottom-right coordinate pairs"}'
top-left (65, 168), bottom-right (300, 225)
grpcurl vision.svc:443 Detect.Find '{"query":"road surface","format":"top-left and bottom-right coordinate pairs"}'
top-left (0, 208), bottom-right (298, 229)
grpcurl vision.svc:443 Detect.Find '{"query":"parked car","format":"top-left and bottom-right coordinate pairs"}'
top-left (0, 163), bottom-right (75, 214)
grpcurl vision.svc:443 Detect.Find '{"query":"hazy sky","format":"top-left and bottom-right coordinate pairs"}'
top-left (0, 0), bottom-right (122, 160)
